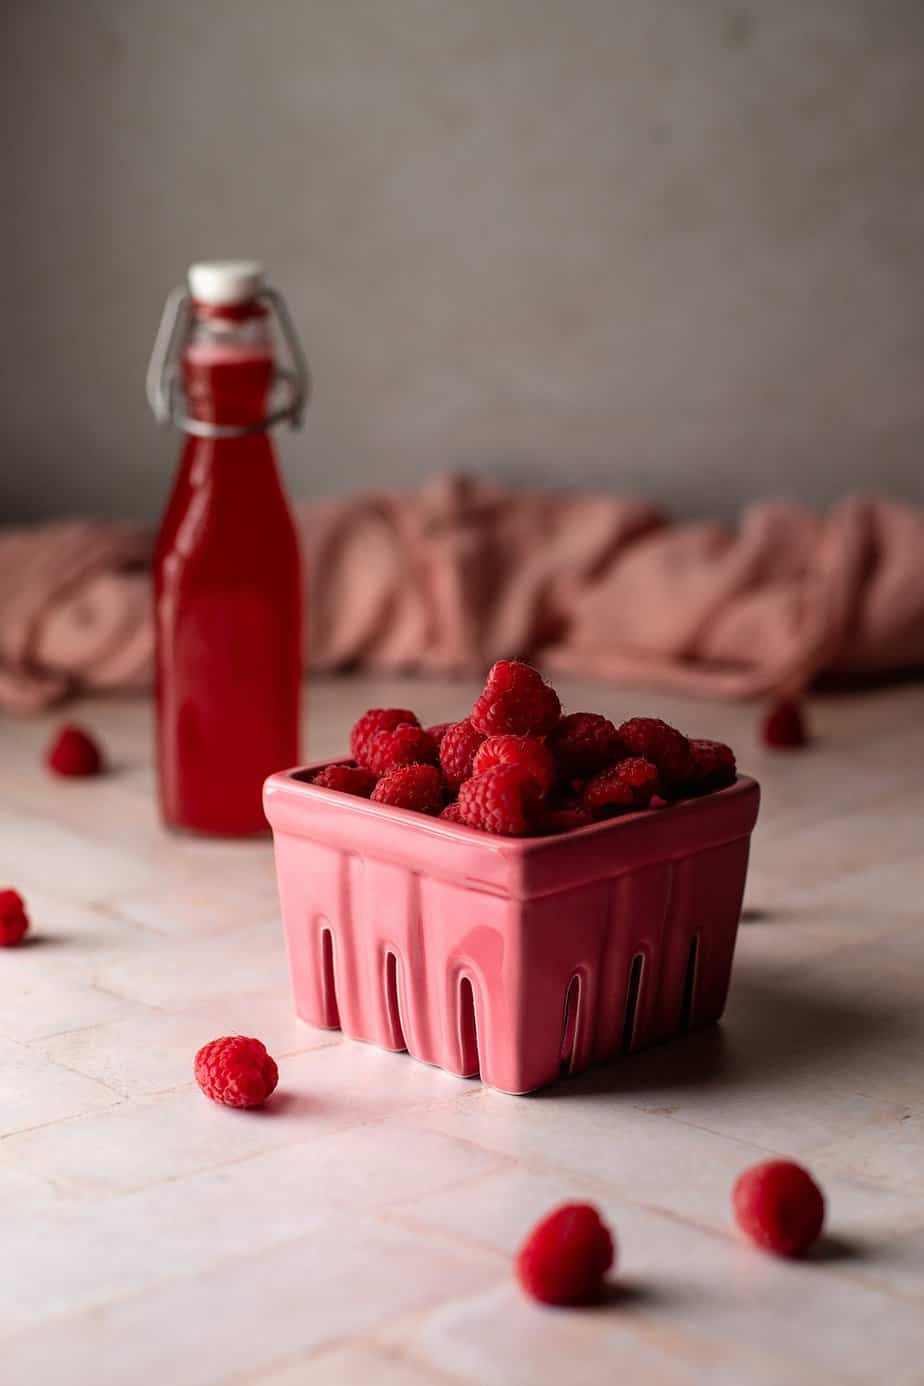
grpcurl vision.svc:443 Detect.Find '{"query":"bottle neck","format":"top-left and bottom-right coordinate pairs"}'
top-left (181, 301), bottom-right (275, 428)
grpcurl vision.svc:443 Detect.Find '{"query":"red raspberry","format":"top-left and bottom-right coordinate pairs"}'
top-left (46, 724), bottom-right (104, 777)
top-left (311, 764), bottom-right (378, 796)
top-left (366, 723), bottom-right (438, 775)
top-left (194, 1035), bottom-right (279, 1109)
top-left (457, 765), bottom-right (542, 836)
top-left (616, 717), bottom-right (692, 786)
top-left (547, 713), bottom-right (622, 778)
top-left (0, 889), bottom-right (29, 947)
top-left (761, 698), bottom-right (809, 750)
top-left (471, 660), bottom-right (561, 738)
top-left (425, 722), bottom-right (452, 749)
top-left (686, 738), bottom-right (736, 793)
top-left (733, 1160), bottom-right (825, 1258)
top-left (439, 718), bottom-right (486, 789)
top-left (371, 764), bottom-right (445, 815)
top-left (473, 735), bottom-right (555, 795)
top-left (516, 1203), bottom-right (615, 1305)
top-left (440, 800), bottom-right (464, 822)
top-left (350, 708), bottom-right (419, 767)
top-left (584, 758), bottom-right (659, 817)
top-left (541, 807), bottom-right (593, 834)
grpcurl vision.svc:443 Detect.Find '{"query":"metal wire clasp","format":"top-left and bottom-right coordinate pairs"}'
top-left (146, 286), bottom-right (311, 439)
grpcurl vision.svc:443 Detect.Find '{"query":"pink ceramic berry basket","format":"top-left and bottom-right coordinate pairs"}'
top-left (264, 765), bottom-right (760, 1095)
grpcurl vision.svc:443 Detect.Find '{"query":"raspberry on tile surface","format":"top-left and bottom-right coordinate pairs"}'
top-left (0, 889), bottom-right (29, 947)
top-left (761, 698), bottom-right (809, 750)
top-left (516, 1203), bottom-right (616, 1306)
top-left (733, 1160), bottom-right (825, 1257)
top-left (46, 724), bottom-right (104, 777)
top-left (194, 1036), bottom-right (279, 1109)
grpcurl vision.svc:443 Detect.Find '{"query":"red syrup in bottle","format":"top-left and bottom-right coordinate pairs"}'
top-left (149, 261), bottom-right (307, 834)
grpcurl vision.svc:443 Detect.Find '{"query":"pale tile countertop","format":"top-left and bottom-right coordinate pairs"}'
top-left (1, 677), bottom-right (922, 1386)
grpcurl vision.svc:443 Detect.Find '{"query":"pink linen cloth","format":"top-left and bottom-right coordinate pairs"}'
top-left (1, 474), bottom-right (923, 712)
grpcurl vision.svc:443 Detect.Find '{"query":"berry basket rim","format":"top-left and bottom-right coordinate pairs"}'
top-left (264, 760), bottom-right (759, 854)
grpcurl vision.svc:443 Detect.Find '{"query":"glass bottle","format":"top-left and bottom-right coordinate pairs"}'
top-left (147, 260), bottom-right (308, 834)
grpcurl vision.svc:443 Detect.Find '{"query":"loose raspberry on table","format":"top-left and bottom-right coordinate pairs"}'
top-left (311, 764), bottom-right (378, 797)
top-left (516, 1203), bottom-right (616, 1306)
top-left (616, 717), bottom-right (692, 786)
top-left (457, 764), bottom-right (542, 836)
top-left (471, 660), bottom-right (561, 738)
top-left (583, 758), bottom-right (659, 817)
top-left (541, 807), bottom-right (593, 834)
top-left (547, 713), bottom-right (623, 779)
top-left (425, 722), bottom-right (452, 749)
top-left (686, 738), bottom-right (736, 793)
top-left (473, 734), bottom-right (555, 795)
top-left (366, 723), bottom-right (438, 775)
top-left (194, 1035), bottom-right (279, 1109)
top-left (439, 800), bottom-right (464, 822)
top-left (439, 718), bottom-right (486, 789)
top-left (0, 889), bottom-right (29, 947)
top-left (371, 764), bottom-right (445, 815)
top-left (761, 698), bottom-right (809, 750)
top-left (46, 724), bottom-right (104, 777)
top-left (350, 708), bottom-right (419, 767)
top-left (733, 1160), bottom-right (825, 1258)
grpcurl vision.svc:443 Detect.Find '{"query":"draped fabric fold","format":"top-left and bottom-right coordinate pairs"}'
top-left (2, 475), bottom-right (923, 712)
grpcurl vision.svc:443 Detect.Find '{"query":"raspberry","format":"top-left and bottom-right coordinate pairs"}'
top-left (425, 722), bottom-right (452, 749)
top-left (440, 801), bottom-right (464, 822)
top-left (46, 724), bottom-right (104, 777)
top-left (457, 765), bottom-right (542, 836)
top-left (541, 807), bottom-right (593, 834)
top-left (761, 698), bottom-right (809, 750)
top-left (686, 738), bottom-right (736, 793)
top-left (350, 708), bottom-right (419, 767)
top-left (439, 718), bottom-right (486, 789)
top-left (366, 723), bottom-right (438, 775)
top-left (0, 889), bottom-right (29, 947)
top-left (311, 764), bottom-right (378, 796)
top-left (371, 764), bottom-right (444, 815)
top-left (516, 1203), bottom-right (616, 1305)
top-left (616, 717), bottom-right (692, 786)
top-left (584, 758), bottom-right (659, 817)
top-left (547, 713), bottom-right (622, 778)
top-left (194, 1035), bottom-right (279, 1109)
top-left (473, 735), bottom-right (555, 795)
top-left (733, 1160), bottom-right (825, 1258)
top-left (471, 660), bottom-right (561, 738)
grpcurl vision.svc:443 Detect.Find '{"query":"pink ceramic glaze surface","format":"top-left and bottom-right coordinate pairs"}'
top-left (264, 767), bottom-right (760, 1094)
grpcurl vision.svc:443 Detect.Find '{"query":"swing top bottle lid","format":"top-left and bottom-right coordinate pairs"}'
top-left (188, 260), bottom-right (265, 306)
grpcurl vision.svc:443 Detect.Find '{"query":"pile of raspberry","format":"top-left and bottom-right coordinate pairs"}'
top-left (315, 661), bottom-right (737, 838)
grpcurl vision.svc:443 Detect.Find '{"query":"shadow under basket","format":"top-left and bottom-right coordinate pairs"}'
top-left (264, 767), bottom-right (760, 1095)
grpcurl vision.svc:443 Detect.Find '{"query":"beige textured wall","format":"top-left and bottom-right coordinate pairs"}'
top-left (3, 0), bottom-right (924, 521)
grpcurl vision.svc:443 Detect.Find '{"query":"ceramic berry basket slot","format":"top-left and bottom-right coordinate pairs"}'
top-left (264, 765), bottom-right (760, 1095)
